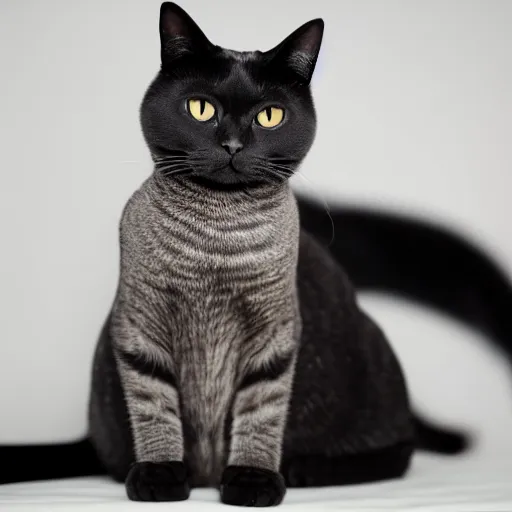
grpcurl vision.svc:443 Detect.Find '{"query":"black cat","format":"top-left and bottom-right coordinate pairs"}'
top-left (2, 2), bottom-right (511, 507)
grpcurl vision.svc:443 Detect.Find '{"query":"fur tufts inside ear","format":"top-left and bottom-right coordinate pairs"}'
top-left (159, 2), bottom-right (211, 65)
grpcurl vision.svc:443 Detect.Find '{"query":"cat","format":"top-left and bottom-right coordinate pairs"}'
top-left (86, 3), bottom-right (416, 505)
top-left (5, 0), bottom-right (512, 506)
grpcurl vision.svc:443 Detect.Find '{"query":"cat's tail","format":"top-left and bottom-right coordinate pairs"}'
top-left (296, 194), bottom-right (512, 362)
top-left (413, 414), bottom-right (469, 455)
top-left (296, 194), bottom-right (512, 455)
top-left (0, 439), bottom-right (106, 485)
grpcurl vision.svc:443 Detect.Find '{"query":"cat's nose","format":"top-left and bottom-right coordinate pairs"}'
top-left (221, 139), bottom-right (244, 155)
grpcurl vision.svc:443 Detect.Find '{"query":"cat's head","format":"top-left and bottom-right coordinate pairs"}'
top-left (140, 2), bottom-right (324, 189)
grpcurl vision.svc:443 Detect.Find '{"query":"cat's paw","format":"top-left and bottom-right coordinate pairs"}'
top-left (220, 466), bottom-right (286, 507)
top-left (125, 461), bottom-right (190, 502)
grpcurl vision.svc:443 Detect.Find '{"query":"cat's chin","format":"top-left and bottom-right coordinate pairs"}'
top-left (212, 163), bottom-right (247, 184)
top-left (187, 168), bottom-right (274, 192)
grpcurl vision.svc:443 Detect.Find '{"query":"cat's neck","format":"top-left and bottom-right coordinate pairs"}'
top-left (149, 171), bottom-right (294, 218)
top-left (118, 170), bottom-right (300, 282)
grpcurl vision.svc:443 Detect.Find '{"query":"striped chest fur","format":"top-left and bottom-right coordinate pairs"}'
top-left (113, 175), bottom-right (300, 485)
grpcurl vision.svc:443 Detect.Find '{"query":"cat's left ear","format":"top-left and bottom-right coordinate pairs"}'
top-left (159, 2), bottom-right (212, 66)
top-left (265, 19), bottom-right (324, 84)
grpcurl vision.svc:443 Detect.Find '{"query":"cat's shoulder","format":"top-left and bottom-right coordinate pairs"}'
top-left (118, 176), bottom-right (157, 232)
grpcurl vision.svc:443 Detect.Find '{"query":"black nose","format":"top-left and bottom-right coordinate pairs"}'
top-left (221, 139), bottom-right (244, 155)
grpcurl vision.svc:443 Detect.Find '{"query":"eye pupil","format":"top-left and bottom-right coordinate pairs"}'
top-left (266, 107), bottom-right (272, 121)
top-left (200, 99), bottom-right (206, 115)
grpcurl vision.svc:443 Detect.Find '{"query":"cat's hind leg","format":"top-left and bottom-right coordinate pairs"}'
top-left (281, 441), bottom-right (413, 487)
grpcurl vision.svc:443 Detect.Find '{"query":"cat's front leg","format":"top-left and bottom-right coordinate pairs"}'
top-left (111, 315), bottom-right (189, 502)
top-left (221, 318), bottom-right (300, 507)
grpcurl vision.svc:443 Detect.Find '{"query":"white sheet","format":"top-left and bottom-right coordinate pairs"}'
top-left (1, 450), bottom-right (512, 511)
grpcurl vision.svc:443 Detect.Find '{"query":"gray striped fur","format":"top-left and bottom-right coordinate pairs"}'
top-left (111, 172), bottom-right (301, 486)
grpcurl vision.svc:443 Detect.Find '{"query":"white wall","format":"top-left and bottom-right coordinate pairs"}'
top-left (0, 0), bottom-right (511, 444)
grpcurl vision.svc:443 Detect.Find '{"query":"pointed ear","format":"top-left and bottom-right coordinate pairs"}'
top-left (266, 19), bottom-right (324, 84)
top-left (159, 2), bottom-right (212, 65)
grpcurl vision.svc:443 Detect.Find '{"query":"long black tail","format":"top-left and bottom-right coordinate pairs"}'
top-left (0, 440), bottom-right (105, 484)
top-left (3, 196), bottom-right (509, 485)
top-left (413, 416), bottom-right (469, 455)
top-left (297, 195), bottom-right (512, 360)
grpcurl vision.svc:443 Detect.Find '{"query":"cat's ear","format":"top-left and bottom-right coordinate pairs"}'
top-left (159, 2), bottom-right (212, 65)
top-left (266, 19), bottom-right (324, 84)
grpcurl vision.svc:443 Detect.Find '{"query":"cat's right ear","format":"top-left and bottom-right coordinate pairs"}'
top-left (159, 2), bottom-right (212, 66)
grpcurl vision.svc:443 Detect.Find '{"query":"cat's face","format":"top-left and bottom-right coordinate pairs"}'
top-left (140, 2), bottom-right (324, 188)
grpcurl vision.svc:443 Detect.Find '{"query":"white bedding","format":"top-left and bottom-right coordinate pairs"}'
top-left (2, 295), bottom-right (511, 511)
top-left (1, 451), bottom-right (512, 511)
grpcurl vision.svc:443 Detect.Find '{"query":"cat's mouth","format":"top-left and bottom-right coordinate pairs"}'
top-left (189, 158), bottom-right (268, 189)
top-left (208, 161), bottom-right (245, 184)
top-left (228, 161), bottom-right (241, 173)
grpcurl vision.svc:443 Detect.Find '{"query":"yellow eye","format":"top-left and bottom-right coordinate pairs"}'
top-left (256, 107), bottom-right (284, 128)
top-left (188, 99), bottom-right (216, 122)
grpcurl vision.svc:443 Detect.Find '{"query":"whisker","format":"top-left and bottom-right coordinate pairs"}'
top-left (269, 158), bottom-right (299, 166)
top-left (157, 163), bottom-right (186, 172)
top-left (162, 168), bottom-right (193, 177)
top-left (269, 166), bottom-right (294, 176)
top-left (267, 161), bottom-right (295, 170)
top-left (253, 165), bottom-right (287, 184)
top-left (155, 158), bottom-right (188, 166)
top-left (156, 162), bottom-right (193, 177)
top-left (153, 148), bottom-right (189, 158)
top-left (267, 166), bottom-right (295, 179)
top-left (256, 156), bottom-right (298, 168)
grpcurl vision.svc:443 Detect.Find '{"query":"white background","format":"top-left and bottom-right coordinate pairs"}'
top-left (0, 0), bottom-right (511, 448)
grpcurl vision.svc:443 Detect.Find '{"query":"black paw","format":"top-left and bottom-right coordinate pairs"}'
top-left (220, 466), bottom-right (286, 507)
top-left (125, 461), bottom-right (190, 502)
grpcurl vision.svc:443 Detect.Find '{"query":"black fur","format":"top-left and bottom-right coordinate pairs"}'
top-left (221, 466), bottom-right (286, 507)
